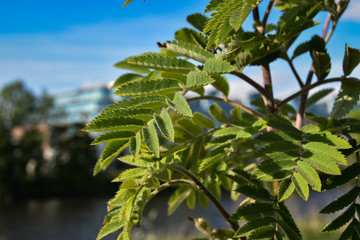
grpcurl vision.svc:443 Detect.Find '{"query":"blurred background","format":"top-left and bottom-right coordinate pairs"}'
top-left (0, 0), bottom-right (360, 239)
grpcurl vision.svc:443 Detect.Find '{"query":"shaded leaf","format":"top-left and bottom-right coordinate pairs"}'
top-left (209, 102), bottom-right (228, 123)
top-left (192, 112), bottom-right (216, 129)
top-left (322, 162), bottom-right (360, 190)
top-left (322, 204), bottom-right (355, 232)
top-left (330, 82), bottom-right (360, 118)
top-left (320, 187), bottom-right (359, 214)
top-left (343, 44), bottom-right (360, 76)
top-left (112, 73), bottom-right (143, 89)
top-left (306, 88), bottom-right (334, 109)
top-left (236, 184), bottom-right (272, 202)
top-left (168, 187), bottom-right (192, 215)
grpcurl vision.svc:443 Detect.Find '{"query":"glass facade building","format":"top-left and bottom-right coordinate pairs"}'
top-left (49, 82), bottom-right (119, 125)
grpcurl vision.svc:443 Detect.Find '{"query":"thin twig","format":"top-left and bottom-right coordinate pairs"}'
top-left (170, 164), bottom-right (240, 231)
top-left (283, 53), bottom-right (304, 88)
top-left (278, 77), bottom-right (360, 109)
top-left (186, 95), bottom-right (264, 118)
top-left (230, 70), bottom-right (267, 96)
top-left (261, 0), bottom-right (275, 30)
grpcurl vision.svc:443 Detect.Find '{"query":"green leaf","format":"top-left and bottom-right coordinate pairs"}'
top-left (278, 179), bottom-right (295, 202)
top-left (296, 161), bottom-right (321, 192)
top-left (177, 118), bottom-right (204, 135)
top-left (112, 73), bottom-right (143, 89)
top-left (168, 186), bottom-right (192, 215)
top-left (203, 0), bottom-right (262, 48)
top-left (266, 115), bottom-right (302, 137)
top-left (230, 167), bottom-right (263, 186)
top-left (277, 219), bottom-right (302, 240)
top-left (322, 162), bottom-right (360, 190)
top-left (292, 35), bottom-right (325, 60)
top-left (236, 184), bottom-right (272, 202)
top-left (166, 41), bottom-right (214, 63)
top-left (102, 96), bottom-right (168, 112)
top-left (301, 151), bottom-right (341, 175)
top-left (119, 155), bottom-right (156, 167)
top-left (155, 109), bottom-right (175, 142)
top-left (234, 217), bottom-right (274, 237)
top-left (343, 44), bottom-right (360, 76)
top-left (192, 112), bottom-right (216, 129)
top-left (84, 117), bottom-right (146, 132)
top-left (190, 217), bottom-right (214, 236)
top-left (203, 58), bottom-right (235, 74)
top-left (186, 71), bottom-right (215, 88)
top-left (167, 92), bottom-right (193, 117)
top-left (129, 132), bottom-right (141, 156)
top-left (122, 0), bottom-right (134, 7)
top-left (114, 79), bottom-right (182, 97)
top-left (100, 140), bottom-right (129, 171)
top-left (186, 189), bottom-right (196, 209)
top-left (92, 131), bottom-right (135, 145)
top-left (186, 13), bottom-right (208, 32)
top-left (113, 167), bottom-right (148, 182)
top-left (339, 219), bottom-right (357, 240)
top-left (248, 226), bottom-right (275, 239)
top-left (292, 173), bottom-right (309, 201)
top-left (230, 202), bottom-right (274, 221)
top-left (97, 212), bottom-right (126, 240)
top-left (175, 28), bottom-right (208, 48)
top-left (305, 142), bottom-right (346, 165)
top-left (306, 88), bottom-right (334, 109)
top-left (330, 82), bottom-right (360, 118)
top-left (231, 106), bottom-right (242, 121)
top-left (97, 108), bottom-right (156, 121)
top-left (322, 204), bottom-right (355, 232)
top-left (211, 74), bottom-right (230, 97)
top-left (142, 122), bottom-right (160, 157)
top-left (320, 187), bottom-right (359, 214)
top-left (199, 153), bottom-right (225, 172)
top-left (229, 0), bottom-right (262, 31)
top-left (213, 127), bottom-right (243, 137)
top-left (311, 50), bottom-right (331, 80)
top-left (209, 102), bottom-right (228, 123)
top-left (115, 53), bottom-right (196, 74)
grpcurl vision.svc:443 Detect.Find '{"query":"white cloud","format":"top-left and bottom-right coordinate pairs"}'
top-left (0, 15), bottom-right (187, 94)
top-left (343, 1), bottom-right (360, 21)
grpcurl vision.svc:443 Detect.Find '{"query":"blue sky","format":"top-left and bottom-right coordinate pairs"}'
top-left (0, 0), bottom-right (359, 102)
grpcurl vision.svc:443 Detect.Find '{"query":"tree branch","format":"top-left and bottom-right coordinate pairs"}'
top-left (170, 164), bottom-right (240, 231)
top-left (187, 95), bottom-right (264, 118)
top-left (230, 70), bottom-right (267, 96)
top-left (277, 77), bottom-right (360, 109)
top-left (294, 12), bottom-right (332, 129)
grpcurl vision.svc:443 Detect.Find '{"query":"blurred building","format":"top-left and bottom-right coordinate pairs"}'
top-left (49, 82), bottom-right (119, 125)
